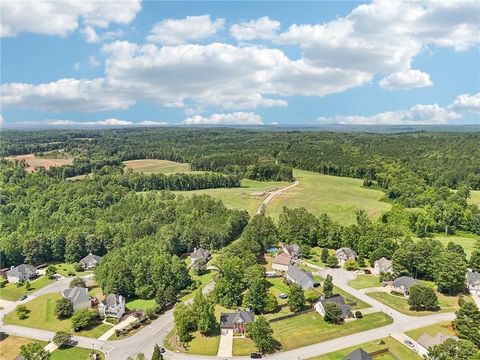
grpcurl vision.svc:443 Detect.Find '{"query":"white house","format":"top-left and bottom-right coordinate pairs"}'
top-left (373, 257), bottom-right (393, 275)
top-left (80, 254), bottom-right (102, 270)
top-left (335, 248), bottom-right (357, 265)
top-left (272, 253), bottom-right (291, 272)
top-left (466, 271), bottom-right (480, 296)
top-left (6, 264), bottom-right (37, 284)
top-left (391, 276), bottom-right (417, 296)
top-left (314, 295), bottom-right (354, 319)
top-left (62, 287), bottom-right (91, 311)
top-left (99, 294), bottom-right (125, 319)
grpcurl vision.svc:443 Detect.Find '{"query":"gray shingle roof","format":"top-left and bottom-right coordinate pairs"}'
top-left (467, 271), bottom-right (480, 285)
top-left (6, 264), bottom-right (36, 278)
top-left (344, 348), bottom-right (372, 360)
top-left (287, 265), bottom-right (314, 289)
top-left (375, 257), bottom-right (392, 271)
top-left (80, 254), bottom-right (102, 264)
top-left (417, 333), bottom-right (457, 349)
top-left (102, 293), bottom-right (123, 307)
top-left (284, 244), bottom-right (301, 257)
top-left (336, 248), bottom-right (357, 258)
top-left (191, 248), bottom-right (210, 261)
top-left (320, 295), bottom-right (354, 319)
top-left (62, 286), bottom-right (90, 306)
top-left (220, 310), bottom-right (254, 328)
top-left (392, 276), bottom-right (417, 289)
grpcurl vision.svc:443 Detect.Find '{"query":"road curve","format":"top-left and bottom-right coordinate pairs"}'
top-left (256, 179), bottom-right (299, 215)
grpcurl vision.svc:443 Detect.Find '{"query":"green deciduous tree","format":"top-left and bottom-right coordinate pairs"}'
top-left (55, 298), bottom-right (74, 319)
top-left (408, 284), bottom-right (439, 311)
top-left (454, 301), bottom-right (480, 346)
top-left (192, 291), bottom-right (216, 334)
top-left (324, 303), bottom-right (343, 324)
top-left (320, 248), bottom-right (329, 263)
top-left (326, 255), bottom-right (339, 268)
top-left (71, 309), bottom-right (97, 331)
top-left (52, 331), bottom-right (72, 348)
top-left (435, 251), bottom-right (467, 295)
top-left (69, 277), bottom-right (86, 288)
top-left (46, 265), bottom-right (57, 279)
top-left (264, 293), bottom-right (278, 313)
top-left (287, 283), bottom-right (305, 312)
top-left (243, 278), bottom-right (268, 314)
top-left (20, 342), bottom-right (51, 360)
top-left (246, 316), bottom-right (276, 354)
top-left (426, 338), bottom-right (479, 360)
top-left (173, 303), bottom-right (196, 343)
top-left (323, 275), bottom-right (334, 298)
top-left (214, 256), bottom-right (245, 308)
top-left (343, 259), bottom-right (359, 271)
top-left (151, 344), bottom-right (164, 360)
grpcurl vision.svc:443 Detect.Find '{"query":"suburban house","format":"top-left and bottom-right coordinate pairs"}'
top-left (466, 271), bottom-right (480, 296)
top-left (391, 276), bottom-right (417, 296)
top-left (344, 348), bottom-right (372, 360)
top-left (417, 332), bottom-right (458, 350)
top-left (98, 294), bottom-right (125, 319)
top-left (6, 264), bottom-right (37, 283)
top-left (314, 295), bottom-right (354, 319)
top-left (286, 265), bottom-right (315, 290)
top-left (335, 248), bottom-right (357, 265)
top-left (190, 248), bottom-right (210, 264)
top-left (373, 257), bottom-right (393, 275)
top-left (80, 253), bottom-right (102, 270)
top-left (283, 244), bottom-right (301, 259)
top-left (220, 310), bottom-right (254, 336)
top-left (62, 286), bottom-right (91, 311)
top-left (272, 252), bottom-right (292, 272)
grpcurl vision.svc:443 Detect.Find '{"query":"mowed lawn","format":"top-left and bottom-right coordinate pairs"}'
top-left (348, 275), bottom-right (382, 290)
top-left (233, 338), bottom-right (258, 356)
top-left (0, 276), bottom-right (54, 301)
top-left (469, 190), bottom-right (480, 207)
top-left (308, 336), bottom-right (421, 360)
top-left (426, 233), bottom-right (479, 257)
top-left (0, 334), bottom-right (47, 360)
top-left (271, 312), bottom-right (393, 351)
top-left (367, 291), bottom-right (469, 316)
top-left (3, 293), bottom-right (111, 337)
top-left (123, 159), bottom-right (191, 174)
top-left (51, 346), bottom-right (105, 360)
top-left (405, 321), bottom-right (455, 341)
top-left (267, 169), bottom-right (391, 226)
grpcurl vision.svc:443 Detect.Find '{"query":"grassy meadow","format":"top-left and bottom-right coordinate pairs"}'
top-left (123, 159), bottom-right (192, 174)
top-left (468, 190), bottom-right (480, 207)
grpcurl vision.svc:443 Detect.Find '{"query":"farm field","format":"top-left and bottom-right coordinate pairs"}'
top-left (0, 276), bottom-right (54, 301)
top-left (0, 334), bottom-right (47, 360)
top-left (4, 153), bottom-right (73, 172)
top-left (267, 169), bottom-right (391, 226)
top-left (307, 336), bottom-right (421, 360)
top-left (271, 312), bottom-right (393, 351)
top-left (123, 159), bottom-right (192, 174)
top-left (405, 321), bottom-right (455, 341)
top-left (3, 293), bottom-right (111, 337)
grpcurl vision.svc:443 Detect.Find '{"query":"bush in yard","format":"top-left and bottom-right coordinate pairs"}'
top-left (408, 284), bottom-right (439, 311)
top-left (20, 342), bottom-right (51, 360)
top-left (46, 265), bottom-right (57, 279)
top-left (74, 263), bottom-right (84, 272)
top-left (355, 311), bottom-right (363, 318)
top-left (304, 290), bottom-right (320, 304)
top-left (321, 248), bottom-right (329, 263)
top-left (52, 331), bottom-right (72, 348)
top-left (344, 259), bottom-right (359, 271)
top-left (145, 307), bottom-right (157, 320)
top-left (70, 277), bottom-right (86, 288)
top-left (246, 316), bottom-right (276, 354)
top-left (151, 344), bottom-right (164, 360)
top-left (24, 281), bottom-right (31, 291)
top-left (71, 309), bottom-right (98, 331)
top-left (326, 255), bottom-right (339, 268)
top-left (324, 303), bottom-right (344, 324)
top-left (55, 298), bottom-right (74, 319)
top-left (357, 256), bottom-right (366, 267)
top-left (16, 305), bottom-right (28, 319)
top-left (287, 283), bottom-right (305, 312)
top-left (379, 272), bottom-right (394, 282)
top-left (264, 293), bottom-right (279, 313)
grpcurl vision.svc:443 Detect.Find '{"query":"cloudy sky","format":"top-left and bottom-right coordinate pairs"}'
top-left (1, 0), bottom-right (479, 128)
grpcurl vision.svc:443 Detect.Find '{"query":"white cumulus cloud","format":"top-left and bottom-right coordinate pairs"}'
top-left (147, 15), bottom-right (225, 45)
top-left (46, 118), bottom-right (133, 126)
top-left (379, 69), bottom-right (433, 90)
top-left (449, 93), bottom-right (480, 113)
top-left (230, 17), bottom-right (281, 41)
top-left (183, 112), bottom-right (263, 125)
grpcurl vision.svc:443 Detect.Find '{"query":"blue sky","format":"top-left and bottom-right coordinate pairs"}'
top-left (1, 0), bottom-right (479, 128)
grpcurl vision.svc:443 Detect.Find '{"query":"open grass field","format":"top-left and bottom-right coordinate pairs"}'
top-left (308, 336), bottom-right (421, 360)
top-left (54, 263), bottom-right (93, 277)
top-left (428, 233), bottom-right (478, 256)
top-left (271, 312), bottom-right (393, 351)
top-left (125, 298), bottom-right (156, 311)
top-left (367, 291), bottom-right (470, 316)
top-left (405, 321), bottom-right (455, 341)
top-left (267, 169), bottom-right (391, 226)
top-left (233, 338), bottom-right (258, 356)
top-left (0, 276), bottom-right (54, 301)
top-left (0, 334), bottom-right (47, 360)
top-left (348, 275), bottom-right (382, 290)
top-left (51, 347), bottom-right (105, 360)
top-left (3, 293), bottom-right (111, 337)
top-left (123, 159), bottom-right (192, 174)
top-left (469, 190), bottom-right (480, 207)
top-left (4, 153), bottom-right (73, 172)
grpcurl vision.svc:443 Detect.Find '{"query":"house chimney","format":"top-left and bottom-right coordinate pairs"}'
top-left (10, 266), bottom-right (14, 270)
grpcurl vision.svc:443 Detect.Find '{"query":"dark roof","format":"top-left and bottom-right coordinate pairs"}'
top-left (80, 253), bottom-right (102, 264)
top-left (392, 276), bottom-right (417, 289)
top-left (467, 271), bottom-right (480, 285)
top-left (102, 293), bottom-right (124, 307)
top-left (220, 310), bottom-right (254, 328)
top-left (320, 295), bottom-right (353, 319)
top-left (191, 248), bottom-right (210, 260)
top-left (344, 348), bottom-right (372, 360)
top-left (284, 244), bottom-right (301, 256)
top-left (287, 265), bottom-right (314, 289)
top-left (62, 286), bottom-right (90, 306)
top-left (336, 248), bottom-right (357, 258)
top-left (6, 264), bottom-right (36, 278)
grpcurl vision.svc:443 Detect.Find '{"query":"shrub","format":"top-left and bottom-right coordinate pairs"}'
top-left (52, 331), bottom-right (72, 348)
top-left (355, 311), bottom-right (363, 318)
top-left (24, 281), bottom-right (31, 291)
top-left (16, 305), bottom-right (28, 319)
top-left (344, 259), bottom-right (359, 271)
top-left (74, 263), bottom-right (84, 272)
top-left (69, 277), bottom-right (86, 288)
top-left (324, 303), bottom-right (343, 324)
top-left (71, 309), bottom-right (98, 331)
top-left (326, 255), bottom-right (339, 268)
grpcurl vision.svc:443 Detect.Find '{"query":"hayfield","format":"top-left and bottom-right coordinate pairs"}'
top-left (123, 159), bottom-right (191, 174)
top-left (5, 153), bottom-right (73, 172)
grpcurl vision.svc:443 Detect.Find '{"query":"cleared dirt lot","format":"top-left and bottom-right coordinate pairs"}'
top-left (4, 154), bottom-right (73, 172)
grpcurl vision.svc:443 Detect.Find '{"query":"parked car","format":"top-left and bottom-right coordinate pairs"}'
top-left (159, 346), bottom-right (165, 353)
top-left (404, 340), bottom-right (415, 348)
top-left (250, 353), bottom-right (262, 359)
top-left (364, 269), bottom-right (371, 274)
top-left (279, 293), bottom-right (288, 299)
top-left (18, 295), bottom-right (27, 301)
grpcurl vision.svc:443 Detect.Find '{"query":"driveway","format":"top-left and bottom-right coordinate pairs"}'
top-left (391, 332), bottom-right (428, 357)
top-left (217, 329), bottom-right (233, 358)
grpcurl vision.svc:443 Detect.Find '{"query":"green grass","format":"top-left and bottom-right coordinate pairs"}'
top-left (271, 312), bottom-right (393, 351)
top-left (267, 169), bottom-right (391, 226)
top-left (51, 346), bottom-right (105, 360)
top-left (180, 269), bottom-right (217, 302)
top-left (233, 338), bottom-right (258, 356)
top-left (469, 191), bottom-right (480, 207)
top-left (0, 334), bottom-right (48, 360)
top-left (54, 263), bottom-right (93, 277)
top-left (0, 276), bottom-right (55, 301)
top-left (303, 247), bottom-right (335, 268)
top-left (125, 298), bottom-right (156, 311)
top-left (123, 159), bottom-right (192, 174)
top-left (405, 321), bottom-right (455, 341)
top-left (429, 233), bottom-right (478, 256)
top-left (348, 275), bottom-right (382, 290)
top-left (367, 291), bottom-right (469, 316)
top-left (3, 293), bottom-right (111, 337)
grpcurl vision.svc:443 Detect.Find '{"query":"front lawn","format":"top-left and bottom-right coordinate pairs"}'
top-left (348, 275), bottom-right (382, 290)
top-left (0, 333), bottom-right (47, 360)
top-left (3, 293), bottom-right (111, 337)
top-left (308, 337), bottom-right (421, 360)
top-left (233, 337), bottom-right (257, 356)
top-left (0, 276), bottom-right (55, 301)
top-left (51, 346), bottom-right (105, 360)
top-left (180, 269), bottom-right (217, 302)
top-left (54, 263), bottom-right (92, 277)
top-left (165, 328), bottom-right (220, 356)
top-left (367, 291), bottom-right (469, 316)
top-left (125, 298), bottom-right (156, 311)
top-left (271, 312), bottom-right (393, 351)
top-left (405, 322), bottom-right (455, 341)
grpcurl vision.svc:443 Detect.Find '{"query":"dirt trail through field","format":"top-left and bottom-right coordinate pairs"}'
top-left (256, 178), bottom-right (299, 214)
